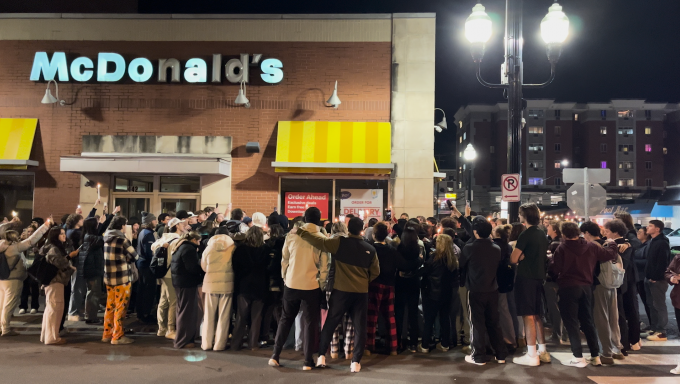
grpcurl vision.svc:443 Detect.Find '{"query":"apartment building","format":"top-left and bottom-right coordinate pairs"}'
top-left (453, 100), bottom-right (676, 212)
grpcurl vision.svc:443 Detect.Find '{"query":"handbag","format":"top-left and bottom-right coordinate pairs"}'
top-left (27, 256), bottom-right (59, 286)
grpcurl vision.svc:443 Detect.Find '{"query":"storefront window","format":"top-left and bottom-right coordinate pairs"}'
top-left (161, 198), bottom-right (197, 214)
top-left (335, 179), bottom-right (389, 222)
top-left (160, 176), bottom-right (200, 193)
top-left (114, 176), bottom-right (153, 192)
top-left (280, 179), bottom-right (333, 221)
top-left (0, 174), bottom-right (34, 221)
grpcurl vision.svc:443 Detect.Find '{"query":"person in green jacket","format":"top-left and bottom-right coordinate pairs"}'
top-left (293, 217), bottom-right (379, 373)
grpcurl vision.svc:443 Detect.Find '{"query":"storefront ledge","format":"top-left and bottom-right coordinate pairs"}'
top-left (0, 159), bottom-right (38, 166)
top-left (60, 156), bottom-right (231, 176)
top-left (271, 161), bottom-right (393, 169)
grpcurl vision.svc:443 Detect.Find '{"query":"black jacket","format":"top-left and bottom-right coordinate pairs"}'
top-left (266, 236), bottom-right (285, 291)
top-left (79, 214), bottom-right (113, 279)
top-left (419, 257), bottom-right (457, 301)
top-left (634, 241), bottom-right (648, 283)
top-left (625, 230), bottom-right (642, 252)
top-left (459, 237), bottom-right (501, 293)
top-left (615, 237), bottom-right (636, 294)
top-left (395, 243), bottom-right (423, 294)
top-left (373, 243), bottom-right (411, 287)
top-left (645, 234), bottom-right (672, 281)
top-left (171, 242), bottom-right (204, 288)
top-left (232, 244), bottom-right (271, 300)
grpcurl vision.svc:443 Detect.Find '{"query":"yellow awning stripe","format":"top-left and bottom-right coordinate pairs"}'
top-left (0, 118), bottom-right (38, 170)
top-left (275, 121), bottom-right (391, 174)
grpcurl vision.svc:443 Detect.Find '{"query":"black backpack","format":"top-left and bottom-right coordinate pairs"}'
top-left (150, 239), bottom-right (178, 279)
top-left (0, 250), bottom-right (22, 280)
top-left (27, 255), bottom-right (58, 286)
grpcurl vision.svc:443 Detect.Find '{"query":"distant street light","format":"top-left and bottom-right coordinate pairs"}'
top-left (465, 0), bottom-right (570, 222)
top-left (561, 159), bottom-right (569, 167)
top-left (463, 144), bottom-right (477, 205)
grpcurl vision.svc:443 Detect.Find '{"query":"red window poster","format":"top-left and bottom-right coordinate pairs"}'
top-left (284, 192), bottom-right (329, 220)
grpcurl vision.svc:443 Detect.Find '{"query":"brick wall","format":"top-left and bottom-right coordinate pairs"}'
top-left (0, 40), bottom-right (391, 217)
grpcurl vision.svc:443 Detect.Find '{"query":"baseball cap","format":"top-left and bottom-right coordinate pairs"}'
top-left (242, 217), bottom-right (252, 225)
top-left (167, 217), bottom-right (185, 228)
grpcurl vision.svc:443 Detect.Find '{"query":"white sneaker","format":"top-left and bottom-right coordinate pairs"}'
top-left (30, 309), bottom-right (37, 314)
top-left (165, 331), bottom-right (176, 340)
top-left (316, 355), bottom-right (326, 368)
top-left (350, 362), bottom-right (361, 373)
top-left (513, 353), bottom-right (540, 367)
top-left (268, 359), bottom-right (280, 367)
top-left (562, 357), bottom-right (588, 368)
top-left (671, 363), bottom-right (680, 375)
top-left (436, 342), bottom-right (449, 352)
top-left (496, 358), bottom-right (506, 364)
top-left (417, 344), bottom-right (429, 353)
top-left (465, 354), bottom-right (486, 366)
top-left (18, 309), bottom-right (26, 315)
top-left (539, 351), bottom-right (551, 363)
top-left (630, 342), bottom-right (641, 351)
top-left (587, 356), bottom-right (602, 366)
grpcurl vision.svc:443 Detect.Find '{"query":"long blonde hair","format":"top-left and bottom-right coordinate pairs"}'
top-left (434, 234), bottom-right (458, 271)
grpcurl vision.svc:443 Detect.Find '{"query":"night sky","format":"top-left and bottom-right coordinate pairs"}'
top-left (5, 0), bottom-right (680, 167)
top-left (136, 0), bottom-right (680, 168)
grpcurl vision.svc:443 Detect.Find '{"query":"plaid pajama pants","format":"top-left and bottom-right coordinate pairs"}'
top-left (325, 291), bottom-right (354, 356)
top-left (366, 282), bottom-right (397, 353)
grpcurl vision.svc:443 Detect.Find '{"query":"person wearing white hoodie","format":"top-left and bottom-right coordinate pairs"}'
top-left (0, 218), bottom-right (50, 336)
top-left (200, 226), bottom-right (235, 351)
top-left (152, 217), bottom-right (186, 339)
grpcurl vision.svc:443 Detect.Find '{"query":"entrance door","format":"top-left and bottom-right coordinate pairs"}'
top-left (114, 197), bottom-right (150, 222)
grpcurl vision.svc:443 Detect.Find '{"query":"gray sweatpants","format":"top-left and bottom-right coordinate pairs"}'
top-left (593, 285), bottom-right (622, 357)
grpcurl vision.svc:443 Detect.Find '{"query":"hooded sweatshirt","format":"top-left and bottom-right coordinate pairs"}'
top-left (103, 229), bottom-right (138, 286)
top-left (645, 234), bottom-right (672, 281)
top-left (200, 235), bottom-right (235, 294)
top-left (0, 223), bottom-right (49, 281)
top-left (551, 238), bottom-right (618, 288)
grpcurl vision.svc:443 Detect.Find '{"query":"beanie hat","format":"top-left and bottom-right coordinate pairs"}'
top-left (252, 212), bottom-right (267, 228)
top-left (176, 210), bottom-right (190, 220)
top-left (141, 212), bottom-right (157, 225)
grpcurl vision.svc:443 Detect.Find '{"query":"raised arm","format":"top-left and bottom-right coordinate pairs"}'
top-left (16, 223), bottom-right (49, 253)
top-left (297, 229), bottom-right (341, 254)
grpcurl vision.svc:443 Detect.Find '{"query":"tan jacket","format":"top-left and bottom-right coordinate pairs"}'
top-left (282, 223), bottom-right (329, 291)
top-left (201, 235), bottom-right (235, 294)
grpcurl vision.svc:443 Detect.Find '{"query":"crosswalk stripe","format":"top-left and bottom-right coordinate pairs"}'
top-left (588, 376), bottom-right (680, 384)
top-left (551, 352), bottom-right (680, 365)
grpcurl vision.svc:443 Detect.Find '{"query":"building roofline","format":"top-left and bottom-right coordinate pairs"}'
top-left (0, 13), bottom-right (434, 20)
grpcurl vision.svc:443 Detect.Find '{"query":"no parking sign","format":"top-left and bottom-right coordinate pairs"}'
top-left (501, 174), bottom-right (521, 202)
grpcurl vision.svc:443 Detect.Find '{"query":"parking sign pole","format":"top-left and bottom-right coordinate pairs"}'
top-left (584, 167), bottom-right (589, 222)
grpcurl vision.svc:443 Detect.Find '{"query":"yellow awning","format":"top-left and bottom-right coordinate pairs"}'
top-left (272, 121), bottom-right (393, 174)
top-left (0, 118), bottom-right (39, 170)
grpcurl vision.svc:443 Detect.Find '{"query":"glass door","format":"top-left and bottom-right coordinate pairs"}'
top-left (114, 197), bottom-right (150, 222)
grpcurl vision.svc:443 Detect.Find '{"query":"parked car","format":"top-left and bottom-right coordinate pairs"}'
top-left (668, 228), bottom-right (680, 250)
top-left (663, 227), bottom-right (674, 236)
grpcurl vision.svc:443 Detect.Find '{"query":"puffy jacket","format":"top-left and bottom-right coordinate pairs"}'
top-left (46, 243), bottom-right (75, 285)
top-left (645, 234), bottom-right (672, 281)
top-left (171, 241), bottom-right (204, 288)
top-left (80, 234), bottom-right (104, 279)
top-left (201, 235), bottom-right (235, 294)
top-left (281, 223), bottom-right (329, 291)
top-left (233, 243), bottom-right (271, 299)
top-left (79, 214), bottom-right (113, 279)
top-left (0, 223), bottom-right (49, 281)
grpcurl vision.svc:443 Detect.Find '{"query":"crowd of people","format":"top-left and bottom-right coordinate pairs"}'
top-left (0, 200), bottom-right (678, 375)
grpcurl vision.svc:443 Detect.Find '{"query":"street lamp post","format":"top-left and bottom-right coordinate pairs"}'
top-left (465, 1), bottom-right (569, 223)
top-left (463, 143), bottom-right (477, 208)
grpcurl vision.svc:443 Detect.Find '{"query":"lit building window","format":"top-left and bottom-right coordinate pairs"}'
top-left (645, 127), bottom-right (652, 135)
top-left (528, 178), bottom-right (544, 185)
top-left (663, 147), bottom-right (668, 155)
top-left (618, 179), bottom-right (634, 187)
top-left (618, 128), bottom-right (633, 135)
top-left (529, 126), bottom-right (543, 134)
top-left (601, 161), bottom-right (607, 168)
top-left (617, 110), bottom-right (633, 119)
top-left (600, 127), bottom-right (607, 135)
top-left (554, 162), bottom-right (561, 169)
top-left (645, 144), bottom-right (652, 152)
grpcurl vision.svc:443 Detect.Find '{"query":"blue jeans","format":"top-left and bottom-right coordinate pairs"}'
top-left (69, 273), bottom-right (86, 317)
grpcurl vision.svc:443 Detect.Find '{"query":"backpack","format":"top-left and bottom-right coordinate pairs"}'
top-left (224, 220), bottom-right (242, 237)
top-left (150, 239), bottom-right (178, 279)
top-left (598, 254), bottom-right (625, 289)
top-left (27, 255), bottom-right (58, 286)
top-left (0, 250), bottom-right (22, 280)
